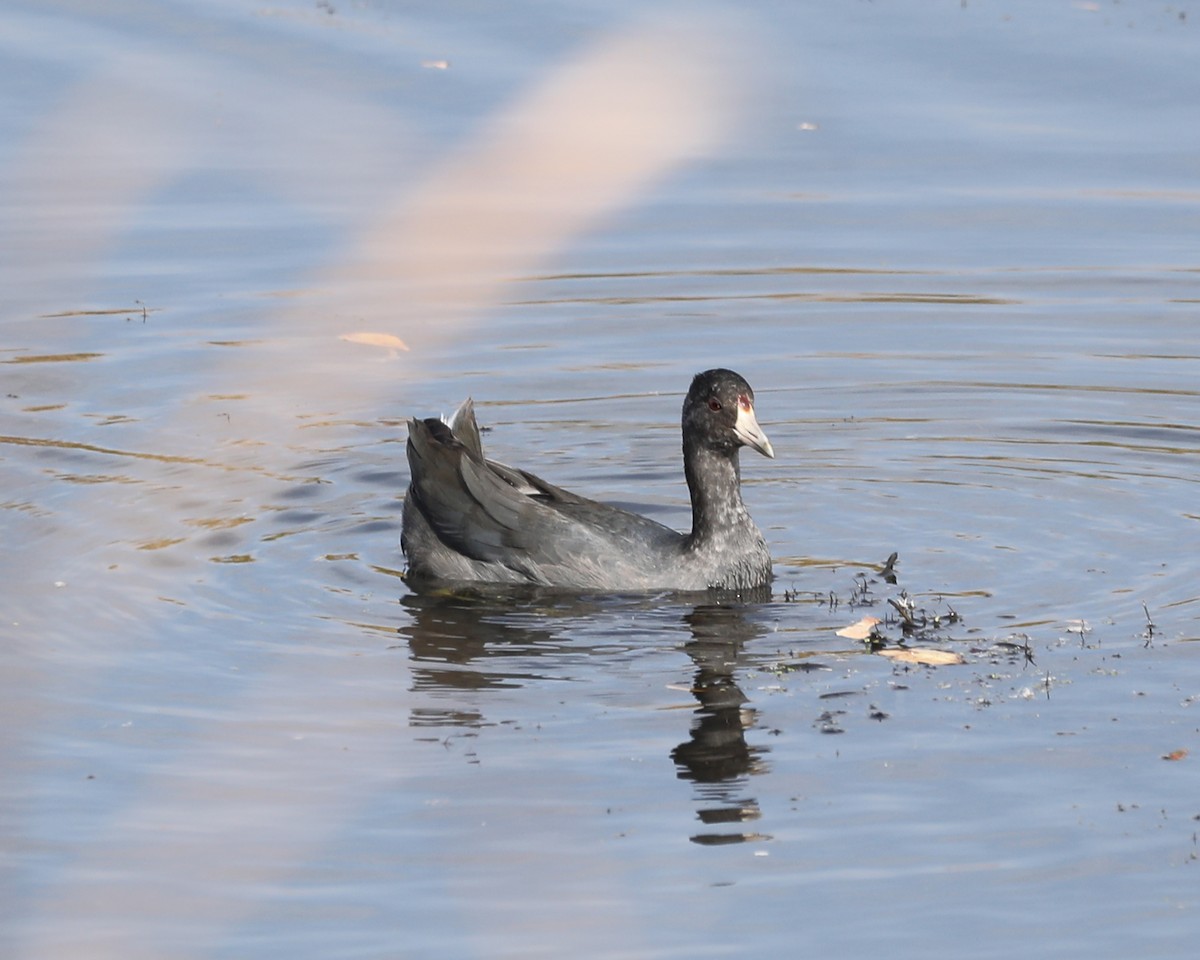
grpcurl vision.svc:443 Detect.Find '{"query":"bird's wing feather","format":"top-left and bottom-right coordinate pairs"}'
top-left (406, 414), bottom-right (680, 578)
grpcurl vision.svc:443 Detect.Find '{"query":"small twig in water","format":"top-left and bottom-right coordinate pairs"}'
top-left (887, 593), bottom-right (919, 631)
top-left (850, 572), bottom-right (872, 606)
top-left (1142, 602), bottom-right (1156, 646)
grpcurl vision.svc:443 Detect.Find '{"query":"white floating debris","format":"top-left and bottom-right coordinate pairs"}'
top-left (836, 616), bottom-right (880, 641)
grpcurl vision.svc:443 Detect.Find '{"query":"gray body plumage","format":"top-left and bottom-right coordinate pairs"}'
top-left (401, 370), bottom-right (774, 593)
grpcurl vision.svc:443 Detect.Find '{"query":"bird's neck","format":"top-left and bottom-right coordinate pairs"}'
top-left (683, 440), bottom-right (750, 545)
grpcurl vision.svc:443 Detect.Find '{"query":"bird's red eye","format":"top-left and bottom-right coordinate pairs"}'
top-left (708, 398), bottom-right (722, 412)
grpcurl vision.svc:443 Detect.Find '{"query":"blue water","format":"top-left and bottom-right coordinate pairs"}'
top-left (2, 1), bottom-right (1199, 958)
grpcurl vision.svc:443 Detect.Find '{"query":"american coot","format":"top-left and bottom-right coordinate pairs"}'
top-left (401, 368), bottom-right (774, 592)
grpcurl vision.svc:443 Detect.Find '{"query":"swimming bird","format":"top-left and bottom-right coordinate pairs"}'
top-left (401, 368), bottom-right (774, 592)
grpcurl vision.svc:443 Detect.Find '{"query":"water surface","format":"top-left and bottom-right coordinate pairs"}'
top-left (2, 2), bottom-right (1199, 958)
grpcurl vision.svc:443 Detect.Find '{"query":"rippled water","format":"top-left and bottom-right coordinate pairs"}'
top-left (3, 2), bottom-right (1199, 958)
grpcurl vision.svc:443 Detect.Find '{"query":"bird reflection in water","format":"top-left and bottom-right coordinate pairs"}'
top-left (397, 589), bottom-right (773, 844)
top-left (399, 591), bottom-right (566, 729)
top-left (670, 599), bottom-right (772, 846)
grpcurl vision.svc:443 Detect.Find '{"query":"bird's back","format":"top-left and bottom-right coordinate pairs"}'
top-left (402, 403), bottom-right (688, 590)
